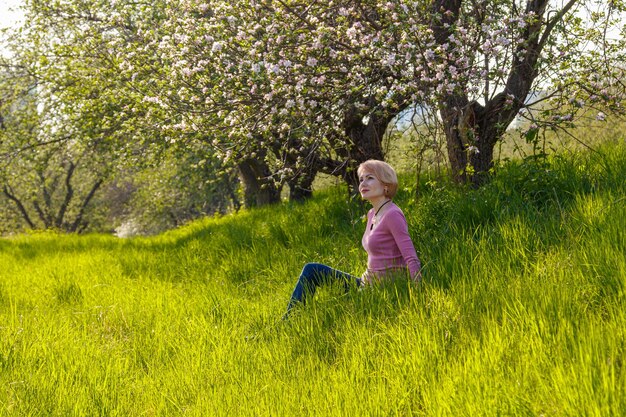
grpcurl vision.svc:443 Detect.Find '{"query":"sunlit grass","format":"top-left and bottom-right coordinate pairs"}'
top-left (1, 140), bottom-right (625, 415)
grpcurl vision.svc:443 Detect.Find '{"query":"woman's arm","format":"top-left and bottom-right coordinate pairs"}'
top-left (387, 210), bottom-right (421, 282)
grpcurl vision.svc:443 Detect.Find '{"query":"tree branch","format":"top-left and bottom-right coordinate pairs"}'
top-left (69, 178), bottom-right (103, 233)
top-left (32, 200), bottom-right (50, 228)
top-left (538, 0), bottom-right (579, 51)
top-left (55, 161), bottom-right (76, 228)
top-left (2, 185), bottom-right (36, 229)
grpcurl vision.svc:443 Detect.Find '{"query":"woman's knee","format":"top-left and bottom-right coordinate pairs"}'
top-left (301, 262), bottom-right (323, 276)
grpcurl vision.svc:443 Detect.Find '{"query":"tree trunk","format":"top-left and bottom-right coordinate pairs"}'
top-left (435, 0), bottom-right (554, 186)
top-left (272, 138), bottom-right (319, 203)
top-left (3, 185), bottom-right (36, 229)
top-left (333, 103), bottom-right (393, 194)
top-left (55, 161), bottom-right (76, 228)
top-left (68, 178), bottom-right (103, 232)
top-left (288, 168), bottom-right (316, 202)
top-left (439, 95), bottom-right (471, 184)
top-left (441, 97), bottom-right (523, 186)
top-left (237, 158), bottom-right (282, 208)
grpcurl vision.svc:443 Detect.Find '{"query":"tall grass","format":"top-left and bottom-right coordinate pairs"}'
top-left (1, 140), bottom-right (625, 416)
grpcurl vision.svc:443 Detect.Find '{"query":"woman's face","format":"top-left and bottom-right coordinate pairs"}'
top-left (358, 171), bottom-right (385, 201)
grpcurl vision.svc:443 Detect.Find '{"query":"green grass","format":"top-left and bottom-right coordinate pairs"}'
top-left (1, 139), bottom-right (625, 416)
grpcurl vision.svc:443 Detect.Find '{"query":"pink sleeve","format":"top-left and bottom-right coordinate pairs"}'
top-left (387, 210), bottom-right (421, 281)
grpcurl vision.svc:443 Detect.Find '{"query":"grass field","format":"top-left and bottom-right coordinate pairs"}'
top-left (1, 138), bottom-right (625, 416)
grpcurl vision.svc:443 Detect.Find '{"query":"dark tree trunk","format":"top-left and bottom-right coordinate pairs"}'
top-left (273, 138), bottom-right (320, 203)
top-left (332, 102), bottom-right (394, 194)
top-left (237, 158), bottom-right (282, 208)
top-left (5, 154), bottom-right (110, 233)
top-left (3, 185), bottom-right (36, 229)
top-left (55, 161), bottom-right (76, 228)
top-left (434, 0), bottom-right (556, 186)
top-left (439, 95), bottom-right (471, 184)
top-left (68, 178), bottom-right (103, 232)
top-left (288, 168), bottom-right (316, 202)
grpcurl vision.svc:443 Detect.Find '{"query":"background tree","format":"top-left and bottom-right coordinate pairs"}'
top-left (113, 139), bottom-right (241, 236)
top-left (0, 0), bottom-right (240, 234)
top-left (0, 65), bottom-right (110, 232)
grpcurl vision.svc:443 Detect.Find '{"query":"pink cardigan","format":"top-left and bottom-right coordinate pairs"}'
top-left (361, 203), bottom-right (421, 282)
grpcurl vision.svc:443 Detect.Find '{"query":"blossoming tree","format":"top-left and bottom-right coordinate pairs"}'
top-left (7, 0), bottom-right (626, 209)
top-left (157, 0), bottom-right (624, 188)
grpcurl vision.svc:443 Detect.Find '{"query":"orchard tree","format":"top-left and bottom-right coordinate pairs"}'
top-left (0, 0), bottom-right (174, 232)
top-left (0, 0), bottom-right (238, 232)
top-left (16, 0), bottom-right (302, 206)
top-left (127, 1), bottom-right (325, 204)
top-left (7, 0), bottom-right (625, 212)
top-left (0, 67), bottom-right (108, 232)
top-left (151, 0), bottom-right (400, 193)
top-left (161, 0), bottom-right (625, 188)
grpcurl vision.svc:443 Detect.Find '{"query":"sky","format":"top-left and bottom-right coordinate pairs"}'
top-left (0, 0), bottom-right (23, 56)
top-left (0, 0), bottom-right (23, 29)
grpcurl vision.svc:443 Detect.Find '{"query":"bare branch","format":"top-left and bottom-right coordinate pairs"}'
top-left (2, 184), bottom-right (36, 228)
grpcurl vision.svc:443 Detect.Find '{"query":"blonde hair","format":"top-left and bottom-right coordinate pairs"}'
top-left (357, 160), bottom-right (398, 198)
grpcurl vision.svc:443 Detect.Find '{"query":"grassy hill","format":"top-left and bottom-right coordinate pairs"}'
top-left (1, 138), bottom-right (625, 416)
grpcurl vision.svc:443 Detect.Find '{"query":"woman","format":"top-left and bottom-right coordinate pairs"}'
top-left (283, 160), bottom-right (421, 318)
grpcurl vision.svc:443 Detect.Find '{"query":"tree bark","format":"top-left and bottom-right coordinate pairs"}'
top-left (438, 95), bottom-right (471, 183)
top-left (237, 157), bottom-right (282, 208)
top-left (69, 178), bottom-right (103, 232)
top-left (287, 169), bottom-right (316, 202)
top-left (55, 161), bottom-right (76, 228)
top-left (335, 102), bottom-right (394, 193)
top-left (3, 185), bottom-right (36, 229)
top-left (434, 0), bottom-right (560, 186)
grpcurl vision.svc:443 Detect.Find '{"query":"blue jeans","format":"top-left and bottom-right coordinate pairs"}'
top-left (284, 263), bottom-right (362, 318)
